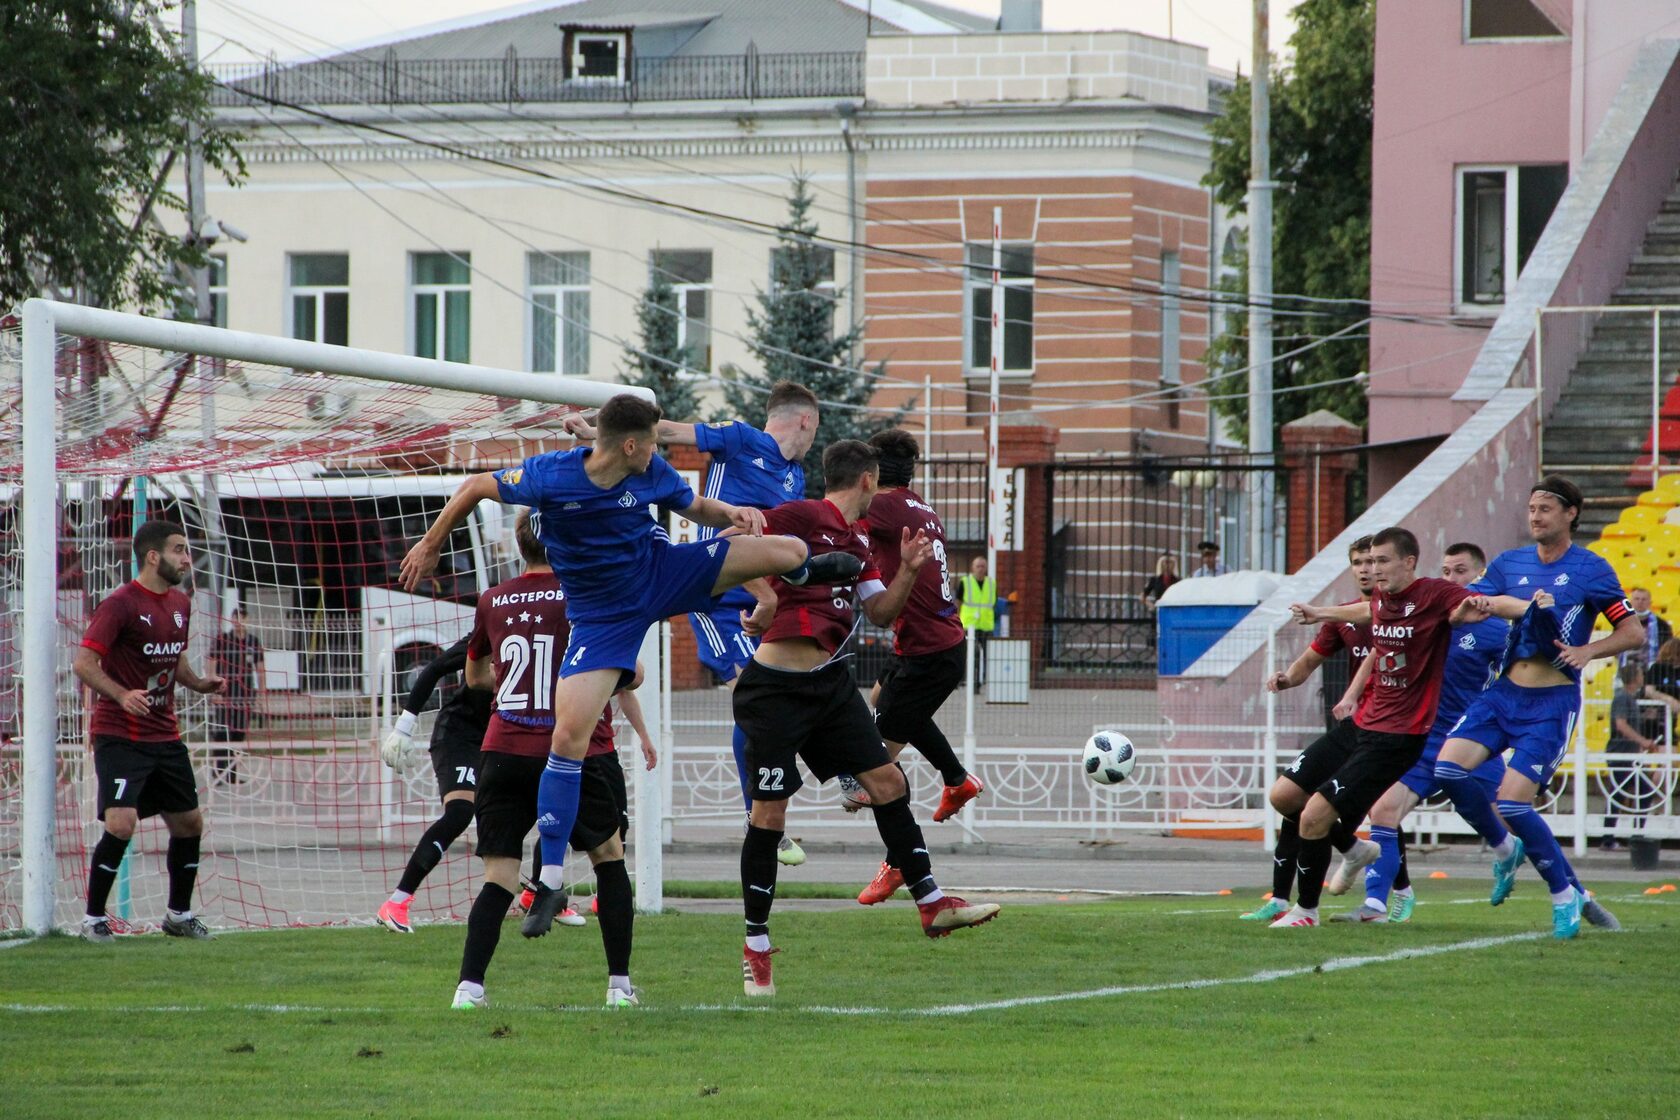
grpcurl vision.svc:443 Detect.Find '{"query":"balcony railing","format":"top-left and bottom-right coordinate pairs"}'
top-left (208, 49), bottom-right (864, 108)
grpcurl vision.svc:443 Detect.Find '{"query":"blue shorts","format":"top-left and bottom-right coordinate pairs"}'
top-left (689, 606), bottom-right (758, 683)
top-left (561, 538), bottom-right (732, 679)
top-left (1400, 723), bottom-right (1506, 801)
top-left (1443, 677), bottom-right (1580, 788)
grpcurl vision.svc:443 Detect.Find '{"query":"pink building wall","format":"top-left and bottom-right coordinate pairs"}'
top-left (1367, 0), bottom-right (1570, 473)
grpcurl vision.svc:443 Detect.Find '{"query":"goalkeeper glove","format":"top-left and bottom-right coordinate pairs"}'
top-left (380, 710), bottom-right (420, 771)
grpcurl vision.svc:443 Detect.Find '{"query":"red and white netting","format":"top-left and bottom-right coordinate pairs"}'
top-left (0, 327), bottom-right (623, 932)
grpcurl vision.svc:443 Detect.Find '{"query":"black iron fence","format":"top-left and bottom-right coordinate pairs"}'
top-left (208, 50), bottom-right (865, 108)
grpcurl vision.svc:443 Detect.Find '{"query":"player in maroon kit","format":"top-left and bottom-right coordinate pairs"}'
top-left (850, 429), bottom-right (984, 906)
top-left (1274, 526), bottom-right (1531, 927)
top-left (452, 512), bottom-right (655, 1010)
top-left (72, 521), bottom-right (225, 942)
top-left (733, 440), bottom-right (1000, 997)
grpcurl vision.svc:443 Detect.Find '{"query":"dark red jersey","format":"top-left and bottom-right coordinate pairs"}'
top-left (467, 572), bottom-right (613, 759)
top-left (81, 581), bottom-right (193, 742)
top-left (762, 499), bottom-right (885, 654)
top-left (864, 487), bottom-right (964, 657)
top-left (1356, 576), bottom-right (1473, 736)
top-left (1310, 600), bottom-right (1374, 674)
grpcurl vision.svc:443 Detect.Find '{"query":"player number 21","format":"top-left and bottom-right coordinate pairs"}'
top-left (497, 633), bottom-right (556, 711)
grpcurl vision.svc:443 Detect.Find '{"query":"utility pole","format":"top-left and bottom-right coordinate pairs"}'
top-left (1246, 0), bottom-right (1275, 571)
top-left (184, 0), bottom-right (211, 327)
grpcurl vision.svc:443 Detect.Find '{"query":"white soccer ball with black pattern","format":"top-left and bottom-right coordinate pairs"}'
top-left (1082, 731), bottom-right (1136, 786)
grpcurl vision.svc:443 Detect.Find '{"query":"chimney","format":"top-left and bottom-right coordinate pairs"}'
top-left (999, 0), bottom-right (1042, 32)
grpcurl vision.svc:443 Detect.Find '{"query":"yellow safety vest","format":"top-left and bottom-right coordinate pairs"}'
top-left (959, 575), bottom-right (996, 631)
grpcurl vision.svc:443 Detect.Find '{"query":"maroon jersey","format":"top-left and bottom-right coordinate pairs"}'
top-left (81, 581), bottom-right (193, 742)
top-left (1310, 601), bottom-right (1374, 672)
top-left (864, 487), bottom-right (964, 657)
top-left (467, 572), bottom-right (613, 759)
top-left (761, 499), bottom-right (885, 654)
top-left (1356, 576), bottom-right (1473, 735)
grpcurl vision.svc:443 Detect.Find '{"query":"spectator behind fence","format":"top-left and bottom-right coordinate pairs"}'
top-left (1646, 637), bottom-right (1680, 703)
top-left (1621, 587), bottom-right (1671, 667)
top-left (1602, 660), bottom-right (1677, 850)
top-left (1143, 554), bottom-right (1179, 609)
top-left (207, 607), bottom-right (264, 784)
top-left (1190, 540), bottom-right (1229, 578)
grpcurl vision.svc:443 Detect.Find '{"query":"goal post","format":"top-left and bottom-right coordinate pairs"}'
top-left (11, 298), bottom-right (663, 935)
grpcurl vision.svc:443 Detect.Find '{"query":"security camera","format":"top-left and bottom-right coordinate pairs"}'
top-left (200, 218), bottom-right (250, 244)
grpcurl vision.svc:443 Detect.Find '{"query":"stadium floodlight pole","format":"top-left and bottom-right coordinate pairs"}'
top-left (17, 299), bottom-right (652, 933)
top-left (1246, 0), bottom-right (1276, 572)
top-left (965, 209), bottom-right (1005, 780)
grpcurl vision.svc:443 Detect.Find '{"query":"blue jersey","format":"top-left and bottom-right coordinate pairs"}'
top-left (494, 448), bottom-right (695, 620)
top-left (1472, 544), bottom-right (1633, 684)
top-left (692, 420), bottom-right (803, 538)
top-left (1433, 615), bottom-right (1509, 730)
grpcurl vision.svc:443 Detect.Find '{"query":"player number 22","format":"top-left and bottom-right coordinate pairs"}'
top-left (757, 767), bottom-right (785, 792)
top-left (497, 633), bottom-right (557, 712)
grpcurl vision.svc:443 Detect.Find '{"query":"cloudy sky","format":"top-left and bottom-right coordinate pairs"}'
top-left (196, 0), bottom-right (1306, 75)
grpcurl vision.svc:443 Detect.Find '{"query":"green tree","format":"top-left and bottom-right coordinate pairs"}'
top-left (1202, 0), bottom-right (1372, 444)
top-left (714, 174), bottom-right (906, 495)
top-left (0, 1), bottom-right (245, 310)
top-left (621, 265), bottom-right (702, 421)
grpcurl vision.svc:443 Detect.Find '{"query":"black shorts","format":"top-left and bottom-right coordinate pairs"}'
top-left (430, 738), bottom-right (482, 798)
top-left (92, 737), bottom-right (199, 821)
top-left (473, 751), bottom-right (628, 861)
top-left (1322, 728), bottom-right (1429, 821)
top-left (874, 642), bottom-right (964, 744)
top-left (733, 659), bottom-right (891, 800)
top-left (1280, 718), bottom-right (1359, 794)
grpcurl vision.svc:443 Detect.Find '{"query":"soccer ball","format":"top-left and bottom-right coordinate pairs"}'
top-left (1082, 732), bottom-right (1136, 786)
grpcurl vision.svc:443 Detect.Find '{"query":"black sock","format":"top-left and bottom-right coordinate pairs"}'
top-left (742, 825), bottom-right (782, 933)
top-left (1273, 816), bottom-right (1301, 901)
top-left (1329, 817), bottom-right (1358, 854)
top-left (1296, 835), bottom-right (1333, 911)
top-left (908, 719), bottom-right (967, 787)
top-left (459, 882), bottom-right (514, 986)
top-left (1394, 832), bottom-right (1411, 891)
top-left (871, 795), bottom-right (937, 900)
top-left (165, 834), bottom-right (201, 914)
top-left (86, 831), bottom-right (131, 918)
top-left (594, 859), bottom-right (634, 977)
top-left (398, 799), bottom-right (475, 895)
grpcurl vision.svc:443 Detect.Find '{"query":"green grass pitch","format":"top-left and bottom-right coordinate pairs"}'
top-left (4, 883), bottom-right (1678, 1119)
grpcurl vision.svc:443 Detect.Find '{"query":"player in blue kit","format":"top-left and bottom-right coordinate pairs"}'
top-left (1332, 542), bottom-right (1510, 923)
top-left (1434, 477), bottom-right (1644, 939)
top-left (565, 380), bottom-right (819, 867)
top-left (401, 394), bottom-right (861, 930)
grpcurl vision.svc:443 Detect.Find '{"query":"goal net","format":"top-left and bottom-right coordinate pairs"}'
top-left (0, 303), bottom-right (661, 934)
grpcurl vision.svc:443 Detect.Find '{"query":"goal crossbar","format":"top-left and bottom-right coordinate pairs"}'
top-left (17, 298), bottom-right (657, 934)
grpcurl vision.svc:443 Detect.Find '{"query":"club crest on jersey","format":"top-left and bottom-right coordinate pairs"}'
top-left (1459, 633), bottom-right (1476, 649)
top-left (783, 472), bottom-right (796, 491)
top-left (1403, 602), bottom-right (1416, 617)
top-left (501, 467), bottom-right (524, 486)
top-left (172, 611), bottom-right (184, 628)
top-left (618, 492), bottom-right (637, 508)
top-left (1553, 573), bottom-right (1569, 586)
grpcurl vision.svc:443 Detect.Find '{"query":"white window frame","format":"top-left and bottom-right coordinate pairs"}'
top-left (672, 282), bottom-right (712, 372)
top-left (571, 32), bottom-right (628, 83)
top-left (286, 253), bottom-right (350, 346)
top-left (409, 252), bottom-right (471, 362)
top-left (526, 251), bottom-right (591, 376)
top-left (964, 242), bottom-right (1034, 380)
top-left (1453, 165), bottom-right (1519, 315)
top-left (1462, 0), bottom-right (1566, 43)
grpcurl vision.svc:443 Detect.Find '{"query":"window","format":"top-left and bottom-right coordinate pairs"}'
top-left (208, 254), bottom-right (228, 328)
top-left (569, 31), bottom-right (627, 82)
top-left (528, 251), bottom-right (590, 375)
top-left (651, 250), bottom-right (712, 372)
top-left (770, 244), bottom-right (837, 334)
top-left (411, 252), bottom-right (470, 362)
top-left (1465, 0), bottom-right (1564, 41)
top-left (966, 243), bottom-right (1034, 374)
top-left (1160, 251), bottom-right (1182, 386)
top-left (289, 254), bottom-right (349, 346)
top-left (1457, 164), bottom-right (1567, 308)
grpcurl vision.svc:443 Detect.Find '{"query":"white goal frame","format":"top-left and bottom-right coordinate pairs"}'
top-left (17, 298), bottom-right (663, 934)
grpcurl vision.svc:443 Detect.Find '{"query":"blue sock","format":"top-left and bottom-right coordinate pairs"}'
top-left (732, 725), bottom-right (752, 811)
top-left (1435, 761), bottom-right (1509, 846)
top-left (535, 755), bottom-right (583, 889)
top-left (1497, 800), bottom-right (1573, 894)
top-left (1557, 852), bottom-right (1584, 894)
top-left (1363, 826), bottom-right (1402, 907)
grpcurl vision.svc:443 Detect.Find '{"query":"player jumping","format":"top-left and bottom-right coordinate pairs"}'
top-left (73, 521), bottom-right (225, 942)
top-left (734, 440), bottom-right (1000, 996)
top-left (402, 394), bottom-right (860, 930)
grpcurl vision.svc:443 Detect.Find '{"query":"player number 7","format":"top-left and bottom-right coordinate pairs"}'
top-left (113, 778), bottom-right (127, 800)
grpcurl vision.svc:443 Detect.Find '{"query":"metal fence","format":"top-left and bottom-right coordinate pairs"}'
top-left (208, 50), bottom-right (865, 108)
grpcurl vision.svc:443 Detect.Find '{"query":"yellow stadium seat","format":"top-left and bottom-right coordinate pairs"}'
top-left (1621, 505), bottom-right (1664, 529)
top-left (1602, 525), bottom-right (1641, 540)
top-left (1617, 560), bottom-right (1654, 587)
top-left (1637, 489), bottom-right (1675, 511)
top-left (1659, 473), bottom-right (1680, 501)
